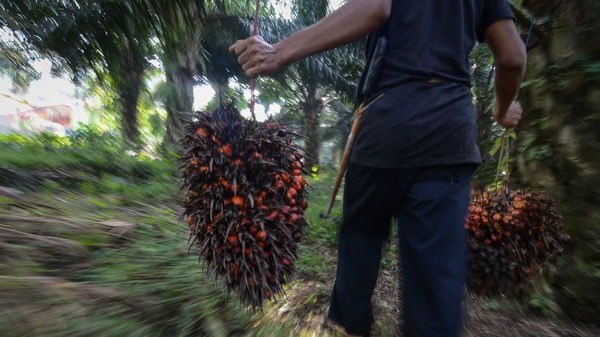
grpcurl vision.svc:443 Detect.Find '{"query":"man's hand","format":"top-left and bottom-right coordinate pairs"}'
top-left (229, 36), bottom-right (283, 78)
top-left (493, 102), bottom-right (523, 128)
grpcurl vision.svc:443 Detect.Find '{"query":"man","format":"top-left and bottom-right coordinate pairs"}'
top-left (229, 0), bottom-right (526, 336)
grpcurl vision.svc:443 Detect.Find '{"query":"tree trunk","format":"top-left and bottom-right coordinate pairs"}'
top-left (165, 63), bottom-right (196, 144)
top-left (163, 3), bottom-right (202, 145)
top-left (115, 43), bottom-right (145, 145)
top-left (301, 87), bottom-right (324, 173)
top-left (475, 65), bottom-right (496, 164)
top-left (514, 0), bottom-right (600, 322)
top-left (117, 79), bottom-right (142, 145)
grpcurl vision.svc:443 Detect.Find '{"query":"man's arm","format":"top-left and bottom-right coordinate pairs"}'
top-left (484, 19), bottom-right (527, 128)
top-left (229, 0), bottom-right (391, 78)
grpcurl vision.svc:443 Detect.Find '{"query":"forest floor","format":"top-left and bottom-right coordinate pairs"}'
top-left (258, 241), bottom-right (600, 337)
top-left (2, 185), bottom-right (599, 337)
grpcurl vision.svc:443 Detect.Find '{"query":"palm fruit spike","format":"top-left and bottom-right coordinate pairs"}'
top-left (465, 187), bottom-right (570, 295)
top-left (180, 104), bottom-right (310, 308)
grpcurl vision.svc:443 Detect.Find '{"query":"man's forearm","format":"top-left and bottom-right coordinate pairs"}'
top-left (494, 60), bottom-right (526, 120)
top-left (485, 19), bottom-right (527, 125)
top-left (274, 0), bottom-right (391, 67)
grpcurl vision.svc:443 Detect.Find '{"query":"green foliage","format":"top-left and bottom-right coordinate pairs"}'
top-left (0, 121), bottom-right (376, 336)
top-left (0, 139), bottom-right (314, 336)
top-left (294, 167), bottom-right (341, 280)
top-left (302, 168), bottom-right (342, 245)
top-left (510, 0), bottom-right (600, 321)
top-left (0, 0), bottom-right (214, 144)
top-left (574, 57), bottom-right (600, 82)
top-left (481, 299), bottom-right (503, 311)
top-left (0, 191), bottom-right (255, 337)
top-left (528, 289), bottom-right (560, 317)
top-left (79, 215), bottom-right (251, 336)
top-left (0, 127), bottom-right (179, 197)
top-left (0, 33), bottom-right (42, 92)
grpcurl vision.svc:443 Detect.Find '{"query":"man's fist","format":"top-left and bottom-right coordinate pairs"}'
top-left (493, 102), bottom-right (523, 128)
top-left (229, 36), bottom-right (282, 78)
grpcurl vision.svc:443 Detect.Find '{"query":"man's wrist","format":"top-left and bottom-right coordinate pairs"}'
top-left (273, 41), bottom-right (293, 69)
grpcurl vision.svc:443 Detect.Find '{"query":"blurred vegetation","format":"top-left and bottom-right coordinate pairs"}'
top-left (0, 129), bottom-right (349, 336)
top-left (0, 127), bottom-right (178, 197)
top-left (295, 168), bottom-right (340, 281)
top-left (0, 194), bottom-right (250, 337)
top-left (512, 0), bottom-right (600, 323)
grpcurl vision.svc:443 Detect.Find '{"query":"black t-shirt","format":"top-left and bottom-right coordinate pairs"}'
top-left (350, 0), bottom-right (515, 168)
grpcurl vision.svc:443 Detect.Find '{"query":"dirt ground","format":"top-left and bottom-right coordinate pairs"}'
top-left (463, 297), bottom-right (600, 337)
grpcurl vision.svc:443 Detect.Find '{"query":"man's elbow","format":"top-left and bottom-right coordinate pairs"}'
top-left (497, 42), bottom-right (527, 74)
top-left (485, 19), bottom-right (527, 75)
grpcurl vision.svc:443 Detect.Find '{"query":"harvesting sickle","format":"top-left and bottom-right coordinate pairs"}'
top-left (321, 36), bottom-right (388, 220)
top-left (321, 94), bottom-right (384, 219)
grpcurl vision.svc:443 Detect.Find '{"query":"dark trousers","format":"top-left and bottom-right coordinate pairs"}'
top-left (327, 163), bottom-right (477, 337)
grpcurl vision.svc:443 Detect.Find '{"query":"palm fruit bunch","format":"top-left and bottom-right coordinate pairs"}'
top-left (466, 188), bottom-right (571, 295)
top-left (180, 104), bottom-right (309, 308)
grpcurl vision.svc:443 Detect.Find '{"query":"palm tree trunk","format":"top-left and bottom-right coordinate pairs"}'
top-left (514, 0), bottom-right (600, 320)
top-left (118, 79), bottom-right (142, 145)
top-left (115, 44), bottom-right (145, 146)
top-left (163, 2), bottom-right (202, 145)
top-left (301, 88), bottom-right (324, 173)
top-left (475, 64), bottom-right (496, 164)
top-left (165, 62), bottom-right (196, 144)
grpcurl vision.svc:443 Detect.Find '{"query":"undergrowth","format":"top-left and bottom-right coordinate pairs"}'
top-left (0, 131), bottom-right (344, 336)
top-left (0, 187), bottom-right (262, 337)
top-left (295, 168), bottom-right (341, 281)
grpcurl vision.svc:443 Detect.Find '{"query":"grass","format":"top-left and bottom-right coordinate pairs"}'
top-left (0, 189), bottom-right (267, 337)
top-left (295, 168), bottom-right (342, 280)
